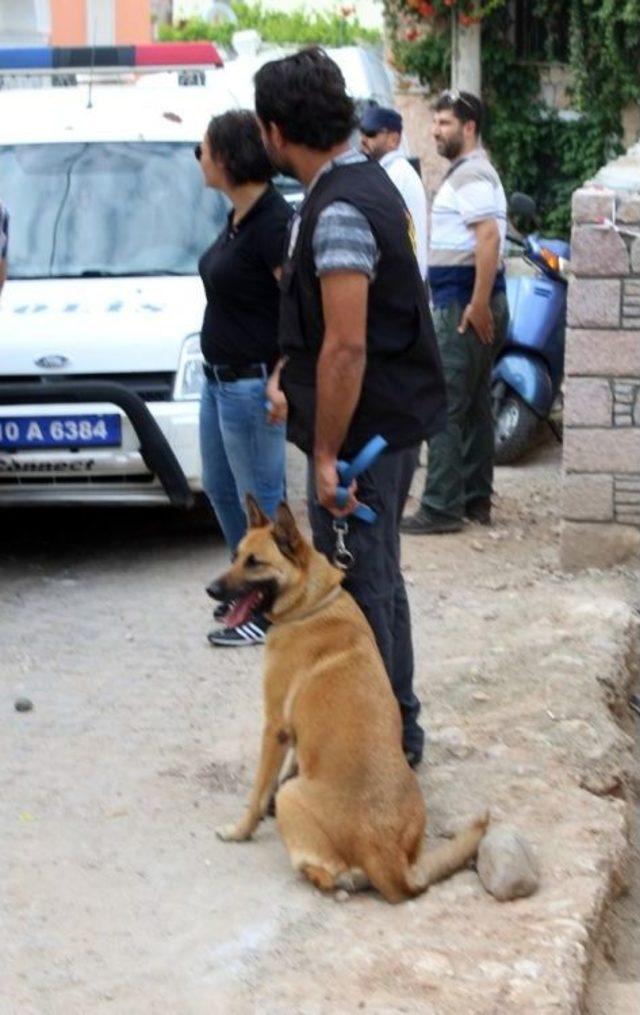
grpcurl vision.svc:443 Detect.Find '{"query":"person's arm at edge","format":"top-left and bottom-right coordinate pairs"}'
top-left (314, 271), bottom-right (368, 516)
top-left (458, 218), bottom-right (500, 344)
top-left (266, 354), bottom-right (288, 424)
top-left (0, 258), bottom-right (6, 296)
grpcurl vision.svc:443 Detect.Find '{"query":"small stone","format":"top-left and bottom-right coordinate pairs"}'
top-left (471, 540), bottom-right (484, 552)
top-left (415, 952), bottom-right (454, 977)
top-left (486, 744), bottom-right (508, 759)
top-left (477, 824), bottom-right (539, 901)
top-left (472, 691), bottom-right (490, 702)
top-left (513, 960), bottom-right (542, 980)
top-left (14, 698), bottom-right (33, 712)
top-left (334, 889), bottom-right (350, 903)
top-left (432, 726), bottom-right (474, 760)
top-left (478, 960), bottom-right (510, 980)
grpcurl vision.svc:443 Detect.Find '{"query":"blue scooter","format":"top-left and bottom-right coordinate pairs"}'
top-left (492, 193), bottom-right (571, 464)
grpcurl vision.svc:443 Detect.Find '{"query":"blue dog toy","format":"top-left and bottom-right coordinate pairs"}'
top-left (335, 434), bottom-right (388, 523)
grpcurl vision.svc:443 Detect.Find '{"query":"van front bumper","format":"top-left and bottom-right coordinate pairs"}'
top-left (0, 382), bottom-right (200, 507)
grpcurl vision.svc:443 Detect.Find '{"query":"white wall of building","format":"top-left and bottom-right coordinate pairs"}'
top-left (0, 0), bottom-right (51, 45)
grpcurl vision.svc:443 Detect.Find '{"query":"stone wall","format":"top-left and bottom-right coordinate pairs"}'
top-left (561, 154), bottom-right (640, 569)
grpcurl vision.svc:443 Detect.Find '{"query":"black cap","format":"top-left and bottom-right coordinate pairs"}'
top-left (360, 106), bottom-right (403, 135)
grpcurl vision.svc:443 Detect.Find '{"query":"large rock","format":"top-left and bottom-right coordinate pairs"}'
top-left (477, 825), bottom-right (540, 901)
top-left (561, 521), bottom-right (640, 570)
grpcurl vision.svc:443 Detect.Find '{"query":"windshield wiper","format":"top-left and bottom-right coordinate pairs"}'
top-left (13, 269), bottom-right (193, 279)
top-left (78, 269), bottom-right (192, 278)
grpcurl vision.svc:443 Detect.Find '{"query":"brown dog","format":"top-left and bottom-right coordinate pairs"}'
top-left (210, 496), bottom-right (488, 903)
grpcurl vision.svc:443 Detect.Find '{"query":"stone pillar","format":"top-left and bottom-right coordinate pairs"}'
top-left (561, 152), bottom-right (640, 569)
top-left (451, 18), bottom-right (481, 96)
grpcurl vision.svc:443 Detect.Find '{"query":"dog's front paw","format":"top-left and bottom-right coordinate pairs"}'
top-left (215, 821), bottom-right (252, 843)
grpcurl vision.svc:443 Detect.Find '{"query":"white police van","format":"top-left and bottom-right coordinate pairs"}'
top-left (0, 41), bottom-right (394, 510)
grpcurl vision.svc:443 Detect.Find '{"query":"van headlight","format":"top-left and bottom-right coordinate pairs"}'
top-left (173, 333), bottom-right (204, 401)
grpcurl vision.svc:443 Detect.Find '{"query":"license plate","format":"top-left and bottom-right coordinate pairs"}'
top-left (0, 414), bottom-right (122, 449)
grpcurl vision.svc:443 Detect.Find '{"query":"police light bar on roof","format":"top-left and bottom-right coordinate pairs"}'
top-left (0, 42), bottom-right (223, 71)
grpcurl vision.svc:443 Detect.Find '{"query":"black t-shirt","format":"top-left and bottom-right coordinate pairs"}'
top-left (198, 184), bottom-right (292, 369)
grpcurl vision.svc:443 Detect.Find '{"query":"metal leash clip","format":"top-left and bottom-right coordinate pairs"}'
top-left (332, 518), bottom-right (354, 571)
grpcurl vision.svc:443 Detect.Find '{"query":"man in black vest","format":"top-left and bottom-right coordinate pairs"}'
top-left (255, 48), bottom-right (446, 767)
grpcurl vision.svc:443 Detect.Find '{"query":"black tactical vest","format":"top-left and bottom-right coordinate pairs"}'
top-left (278, 158), bottom-right (447, 456)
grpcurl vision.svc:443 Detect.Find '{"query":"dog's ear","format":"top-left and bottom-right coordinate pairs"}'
top-left (272, 502), bottom-right (305, 562)
top-left (245, 493), bottom-right (270, 529)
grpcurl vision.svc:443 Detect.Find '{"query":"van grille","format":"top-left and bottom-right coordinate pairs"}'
top-left (0, 373), bottom-right (175, 402)
top-left (0, 474), bottom-right (155, 486)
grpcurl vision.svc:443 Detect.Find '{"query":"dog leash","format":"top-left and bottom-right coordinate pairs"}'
top-left (331, 434), bottom-right (388, 570)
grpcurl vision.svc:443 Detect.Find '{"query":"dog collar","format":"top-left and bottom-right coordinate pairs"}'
top-left (273, 586), bottom-right (342, 626)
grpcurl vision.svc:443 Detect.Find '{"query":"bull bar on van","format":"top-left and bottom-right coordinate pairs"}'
top-left (0, 382), bottom-right (194, 508)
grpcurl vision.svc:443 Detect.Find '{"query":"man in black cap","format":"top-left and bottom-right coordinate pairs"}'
top-left (255, 48), bottom-right (446, 767)
top-left (360, 106), bottom-right (427, 280)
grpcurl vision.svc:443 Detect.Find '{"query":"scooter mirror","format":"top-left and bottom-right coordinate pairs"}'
top-left (509, 192), bottom-right (537, 221)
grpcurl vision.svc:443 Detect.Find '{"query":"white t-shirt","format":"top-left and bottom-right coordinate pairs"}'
top-left (429, 148), bottom-right (507, 270)
top-left (380, 150), bottom-right (428, 279)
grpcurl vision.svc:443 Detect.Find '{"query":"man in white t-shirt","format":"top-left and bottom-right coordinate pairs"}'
top-left (401, 90), bottom-right (509, 535)
top-left (359, 106), bottom-right (428, 279)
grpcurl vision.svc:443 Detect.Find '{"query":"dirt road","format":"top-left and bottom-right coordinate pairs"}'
top-left (2, 442), bottom-right (638, 1013)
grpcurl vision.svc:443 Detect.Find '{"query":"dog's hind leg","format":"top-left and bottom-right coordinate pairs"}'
top-left (276, 778), bottom-right (348, 893)
top-left (266, 747), bottom-right (298, 818)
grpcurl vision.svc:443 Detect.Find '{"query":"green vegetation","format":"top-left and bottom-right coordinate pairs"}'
top-left (385, 1), bottom-right (640, 236)
top-left (159, 2), bottom-right (382, 49)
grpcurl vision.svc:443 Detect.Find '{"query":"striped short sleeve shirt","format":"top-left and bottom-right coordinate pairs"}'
top-left (307, 149), bottom-right (379, 280)
top-left (428, 148), bottom-right (507, 308)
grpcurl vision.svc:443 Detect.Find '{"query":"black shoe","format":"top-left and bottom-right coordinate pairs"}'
top-left (404, 749), bottom-right (423, 769)
top-left (400, 508), bottom-right (463, 535)
top-left (465, 499), bottom-right (492, 525)
top-left (208, 613), bottom-right (270, 647)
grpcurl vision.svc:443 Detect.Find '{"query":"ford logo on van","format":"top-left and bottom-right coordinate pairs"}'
top-left (35, 355), bottom-right (70, 369)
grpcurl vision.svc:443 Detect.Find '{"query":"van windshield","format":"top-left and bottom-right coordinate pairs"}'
top-left (0, 141), bottom-right (230, 279)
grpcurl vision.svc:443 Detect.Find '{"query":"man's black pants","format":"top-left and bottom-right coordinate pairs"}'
top-left (306, 445), bottom-right (424, 757)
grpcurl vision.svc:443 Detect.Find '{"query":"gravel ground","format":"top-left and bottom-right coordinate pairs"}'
top-left (2, 439), bottom-right (639, 1014)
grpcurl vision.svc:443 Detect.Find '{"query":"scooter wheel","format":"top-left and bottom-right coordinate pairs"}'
top-left (493, 390), bottom-right (541, 465)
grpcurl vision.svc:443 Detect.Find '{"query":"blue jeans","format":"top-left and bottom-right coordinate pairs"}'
top-left (199, 375), bottom-right (286, 552)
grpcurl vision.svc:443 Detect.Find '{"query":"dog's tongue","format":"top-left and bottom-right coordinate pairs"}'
top-left (225, 590), bottom-right (262, 628)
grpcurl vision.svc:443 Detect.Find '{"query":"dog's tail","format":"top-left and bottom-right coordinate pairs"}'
top-left (407, 812), bottom-right (489, 895)
top-left (363, 813), bottom-right (488, 904)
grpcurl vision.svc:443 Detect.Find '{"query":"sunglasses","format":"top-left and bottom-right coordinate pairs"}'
top-left (194, 143), bottom-right (202, 161)
top-left (361, 128), bottom-right (385, 138)
top-left (440, 89), bottom-right (477, 115)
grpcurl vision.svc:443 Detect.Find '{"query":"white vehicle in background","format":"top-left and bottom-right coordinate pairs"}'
top-left (0, 40), bottom-right (394, 510)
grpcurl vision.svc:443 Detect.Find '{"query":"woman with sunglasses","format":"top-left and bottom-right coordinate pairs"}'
top-left (196, 110), bottom-right (292, 647)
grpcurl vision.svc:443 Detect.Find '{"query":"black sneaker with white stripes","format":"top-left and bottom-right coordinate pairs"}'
top-left (207, 613), bottom-right (270, 647)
